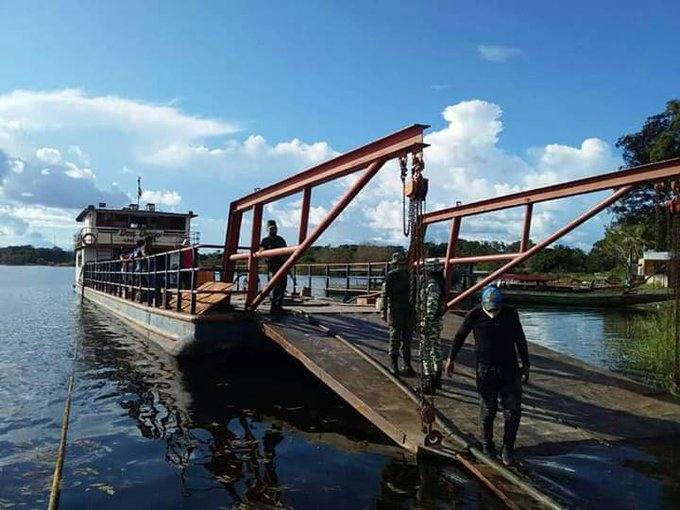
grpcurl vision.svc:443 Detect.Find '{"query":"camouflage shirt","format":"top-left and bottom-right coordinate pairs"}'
top-left (381, 269), bottom-right (412, 312)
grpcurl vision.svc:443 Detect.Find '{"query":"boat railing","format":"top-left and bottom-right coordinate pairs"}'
top-left (81, 244), bottom-right (227, 315)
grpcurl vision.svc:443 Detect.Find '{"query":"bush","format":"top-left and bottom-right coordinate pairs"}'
top-left (628, 302), bottom-right (679, 393)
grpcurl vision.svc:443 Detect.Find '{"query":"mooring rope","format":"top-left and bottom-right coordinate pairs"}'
top-left (47, 339), bottom-right (78, 510)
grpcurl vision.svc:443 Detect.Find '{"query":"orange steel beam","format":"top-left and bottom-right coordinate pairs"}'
top-left (520, 203), bottom-right (533, 252)
top-left (223, 125), bottom-right (428, 310)
top-left (423, 157), bottom-right (680, 225)
top-left (246, 204), bottom-right (263, 303)
top-left (299, 186), bottom-right (312, 244)
top-left (446, 186), bottom-right (634, 309)
top-left (233, 124), bottom-right (428, 212)
top-left (248, 161), bottom-right (385, 310)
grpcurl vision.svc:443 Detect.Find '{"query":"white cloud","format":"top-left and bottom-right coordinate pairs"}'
top-left (9, 158), bottom-right (24, 174)
top-left (141, 189), bottom-right (182, 206)
top-left (64, 162), bottom-right (94, 179)
top-left (355, 99), bottom-right (620, 246)
top-left (0, 89), bottom-right (237, 140)
top-left (36, 147), bottom-right (61, 164)
top-left (477, 45), bottom-right (523, 62)
top-left (0, 89), bottom-right (622, 250)
top-left (68, 145), bottom-right (89, 165)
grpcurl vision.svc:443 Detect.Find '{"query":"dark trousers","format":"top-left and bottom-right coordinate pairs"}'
top-left (270, 270), bottom-right (287, 308)
top-left (476, 364), bottom-right (522, 451)
top-left (387, 311), bottom-right (413, 363)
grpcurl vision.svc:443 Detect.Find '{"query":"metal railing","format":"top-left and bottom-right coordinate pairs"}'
top-left (81, 244), bottom-right (225, 315)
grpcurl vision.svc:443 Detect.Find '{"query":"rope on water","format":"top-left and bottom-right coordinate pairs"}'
top-left (48, 340), bottom-right (78, 510)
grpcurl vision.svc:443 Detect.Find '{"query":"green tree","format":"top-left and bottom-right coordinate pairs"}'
top-left (612, 99), bottom-right (680, 249)
top-left (585, 239), bottom-right (619, 273)
top-left (599, 224), bottom-right (646, 280)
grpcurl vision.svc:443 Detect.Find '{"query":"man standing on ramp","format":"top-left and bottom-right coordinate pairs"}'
top-left (444, 286), bottom-right (530, 466)
top-left (381, 251), bottom-right (416, 377)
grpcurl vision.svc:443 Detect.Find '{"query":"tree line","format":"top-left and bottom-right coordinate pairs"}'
top-left (0, 245), bottom-right (74, 265)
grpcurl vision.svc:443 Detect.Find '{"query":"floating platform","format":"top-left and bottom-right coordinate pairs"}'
top-left (78, 285), bottom-right (261, 356)
top-left (260, 303), bottom-right (680, 508)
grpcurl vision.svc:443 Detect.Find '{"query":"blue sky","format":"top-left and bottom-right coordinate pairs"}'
top-left (0, 0), bottom-right (678, 250)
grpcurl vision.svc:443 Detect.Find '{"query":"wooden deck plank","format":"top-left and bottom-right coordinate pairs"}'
top-left (168, 281), bottom-right (233, 314)
top-left (261, 312), bottom-right (560, 509)
top-left (294, 309), bottom-right (680, 451)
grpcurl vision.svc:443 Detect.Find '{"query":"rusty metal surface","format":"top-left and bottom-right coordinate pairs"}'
top-left (234, 125), bottom-right (428, 211)
top-left (261, 315), bottom-right (425, 453)
top-left (423, 157), bottom-right (680, 225)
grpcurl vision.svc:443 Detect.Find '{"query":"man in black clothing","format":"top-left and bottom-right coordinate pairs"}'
top-left (259, 220), bottom-right (288, 314)
top-left (444, 286), bottom-right (530, 466)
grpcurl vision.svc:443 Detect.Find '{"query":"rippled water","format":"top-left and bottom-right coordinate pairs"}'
top-left (0, 266), bottom-right (491, 509)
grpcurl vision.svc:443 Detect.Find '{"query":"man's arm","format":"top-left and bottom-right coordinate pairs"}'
top-left (448, 308), bottom-right (476, 361)
top-left (444, 308), bottom-right (476, 376)
top-left (380, 276), bottom-right (389, 318)
top-left (511, 308), bottom-right (530, 382)
top-left (511, 308), bottom-right (529, 367)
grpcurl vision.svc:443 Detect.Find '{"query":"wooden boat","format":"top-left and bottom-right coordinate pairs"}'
top-left (73, 202), bottom-right (260, 356)
top-left (487, 273), bottom-right (672, 307)
top-left (494, 287), bottom-right (672, 307)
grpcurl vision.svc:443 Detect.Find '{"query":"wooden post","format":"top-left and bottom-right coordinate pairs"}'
top-left (367, 262), bottom-right (372, 292)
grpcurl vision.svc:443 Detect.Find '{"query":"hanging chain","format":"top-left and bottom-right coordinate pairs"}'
top-left (400, 155), bottom-right (410, 237)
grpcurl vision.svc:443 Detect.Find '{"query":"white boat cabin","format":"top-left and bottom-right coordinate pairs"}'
top-left (74, 202), bottom-right (196, 285)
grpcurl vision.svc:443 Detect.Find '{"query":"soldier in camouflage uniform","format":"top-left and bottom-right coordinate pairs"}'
top-left (420, 258), bottom-right (445, 394)
top-left (381, 251), bottom-right (416, 377)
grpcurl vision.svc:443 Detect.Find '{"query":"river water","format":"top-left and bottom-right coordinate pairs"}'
top-left (0, 266), bottom-right (678, 509)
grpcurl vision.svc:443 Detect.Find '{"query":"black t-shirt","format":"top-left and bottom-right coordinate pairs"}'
top-left (384, 269), bottom-right (412, 310)
top-left (259, 234), bottom-right (287, 271)
top-left (448, 305), bottom-right (529, 368)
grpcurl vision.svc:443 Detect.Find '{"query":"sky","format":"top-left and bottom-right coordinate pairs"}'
top-left (0, 0), bottom-right (678, 251)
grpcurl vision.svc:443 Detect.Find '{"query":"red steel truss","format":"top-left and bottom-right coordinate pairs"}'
top-left (223, 124), bottom-right (429, 310)
top-left (424, 157), bottom-right (680, 310)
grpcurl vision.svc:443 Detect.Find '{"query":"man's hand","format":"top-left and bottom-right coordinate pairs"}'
top-left (521, 365), bottom-right (530, 383)
top-left (380, 311), bottom-right (387, 321)
top-left (444, 358), bottom-right (455, 376)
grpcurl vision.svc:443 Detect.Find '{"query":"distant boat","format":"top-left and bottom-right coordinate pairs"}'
top-left (494, 287), bottom-right (672, 307)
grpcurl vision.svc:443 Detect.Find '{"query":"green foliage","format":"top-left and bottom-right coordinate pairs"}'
top-left (612, 99), bottom-right (680, 249)
top-left (585, 238), bottom-right (620, 273)
top-left (627, 302), bottom-right (679, 393)
top-left (599, 224), bottom-right (646, 279)
top-left (526, 244), bottom-right (588, 273)
top-left (0, 245), bottom-right (73, 265)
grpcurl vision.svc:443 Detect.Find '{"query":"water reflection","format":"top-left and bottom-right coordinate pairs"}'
top-left (57, 303), bottom-right (483, 509)
top-left (517, 305), bottom-right (650, 374)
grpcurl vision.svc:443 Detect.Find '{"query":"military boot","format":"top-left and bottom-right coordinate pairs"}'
top-left (389, 357), bottom-right (400, 377)
top-left (402, 352), bottom-right (417, 377)
top-left (422, 375), bottom-right (436, 395)
top-left (434, 369), bottom-right (443, 390)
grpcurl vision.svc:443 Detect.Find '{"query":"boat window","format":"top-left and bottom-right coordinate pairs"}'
top-left (96, 212), bottom-right (129, 228)
top-left (147, 216), bottom-right (186, 230)
top-left (128, 215), bottom-right (147, 229)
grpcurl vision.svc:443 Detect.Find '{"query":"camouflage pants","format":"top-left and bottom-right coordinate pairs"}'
top-left (388, 311), bottom-right (413, 362)
top-left (419, 317), bottom-right (442, 376)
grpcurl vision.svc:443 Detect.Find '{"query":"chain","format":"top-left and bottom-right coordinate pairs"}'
top-left (400, 155), bottom-right (410, 237)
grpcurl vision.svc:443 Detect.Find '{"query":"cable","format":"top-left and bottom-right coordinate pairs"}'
top-left (48, 339), bottom-right (78, 510)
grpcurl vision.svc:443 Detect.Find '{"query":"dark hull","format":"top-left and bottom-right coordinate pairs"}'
top-left (497, 288), bottom-right (672, 307)
top-left (77, 285), bottom-right (263, 356)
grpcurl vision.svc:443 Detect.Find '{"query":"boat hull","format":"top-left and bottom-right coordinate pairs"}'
top-left (497, 288), bottom-right (672, 307)
top-left (77, 285), bottom-right (263, 356)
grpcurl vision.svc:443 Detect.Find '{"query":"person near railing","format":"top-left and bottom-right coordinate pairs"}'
top-left (380, 251), bottom-right (416, 377)
top-left (119, 249), bottom-right (133, 298)
top-left (133, 239), bottom-right (148, 302)
top-left (444, 286), bottom-right (530, 467)
top-left (180, 239), bottom-right (197, 290)
top-left (259, 220), bottom-right (287, 314)
top-left (419, 258), bottom-right (445, 394)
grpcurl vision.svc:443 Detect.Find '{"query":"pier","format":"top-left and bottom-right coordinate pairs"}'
top-left (76, 125), bottom-right (680, 507)
top-left (245, 300), bottom-right (680, 508)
